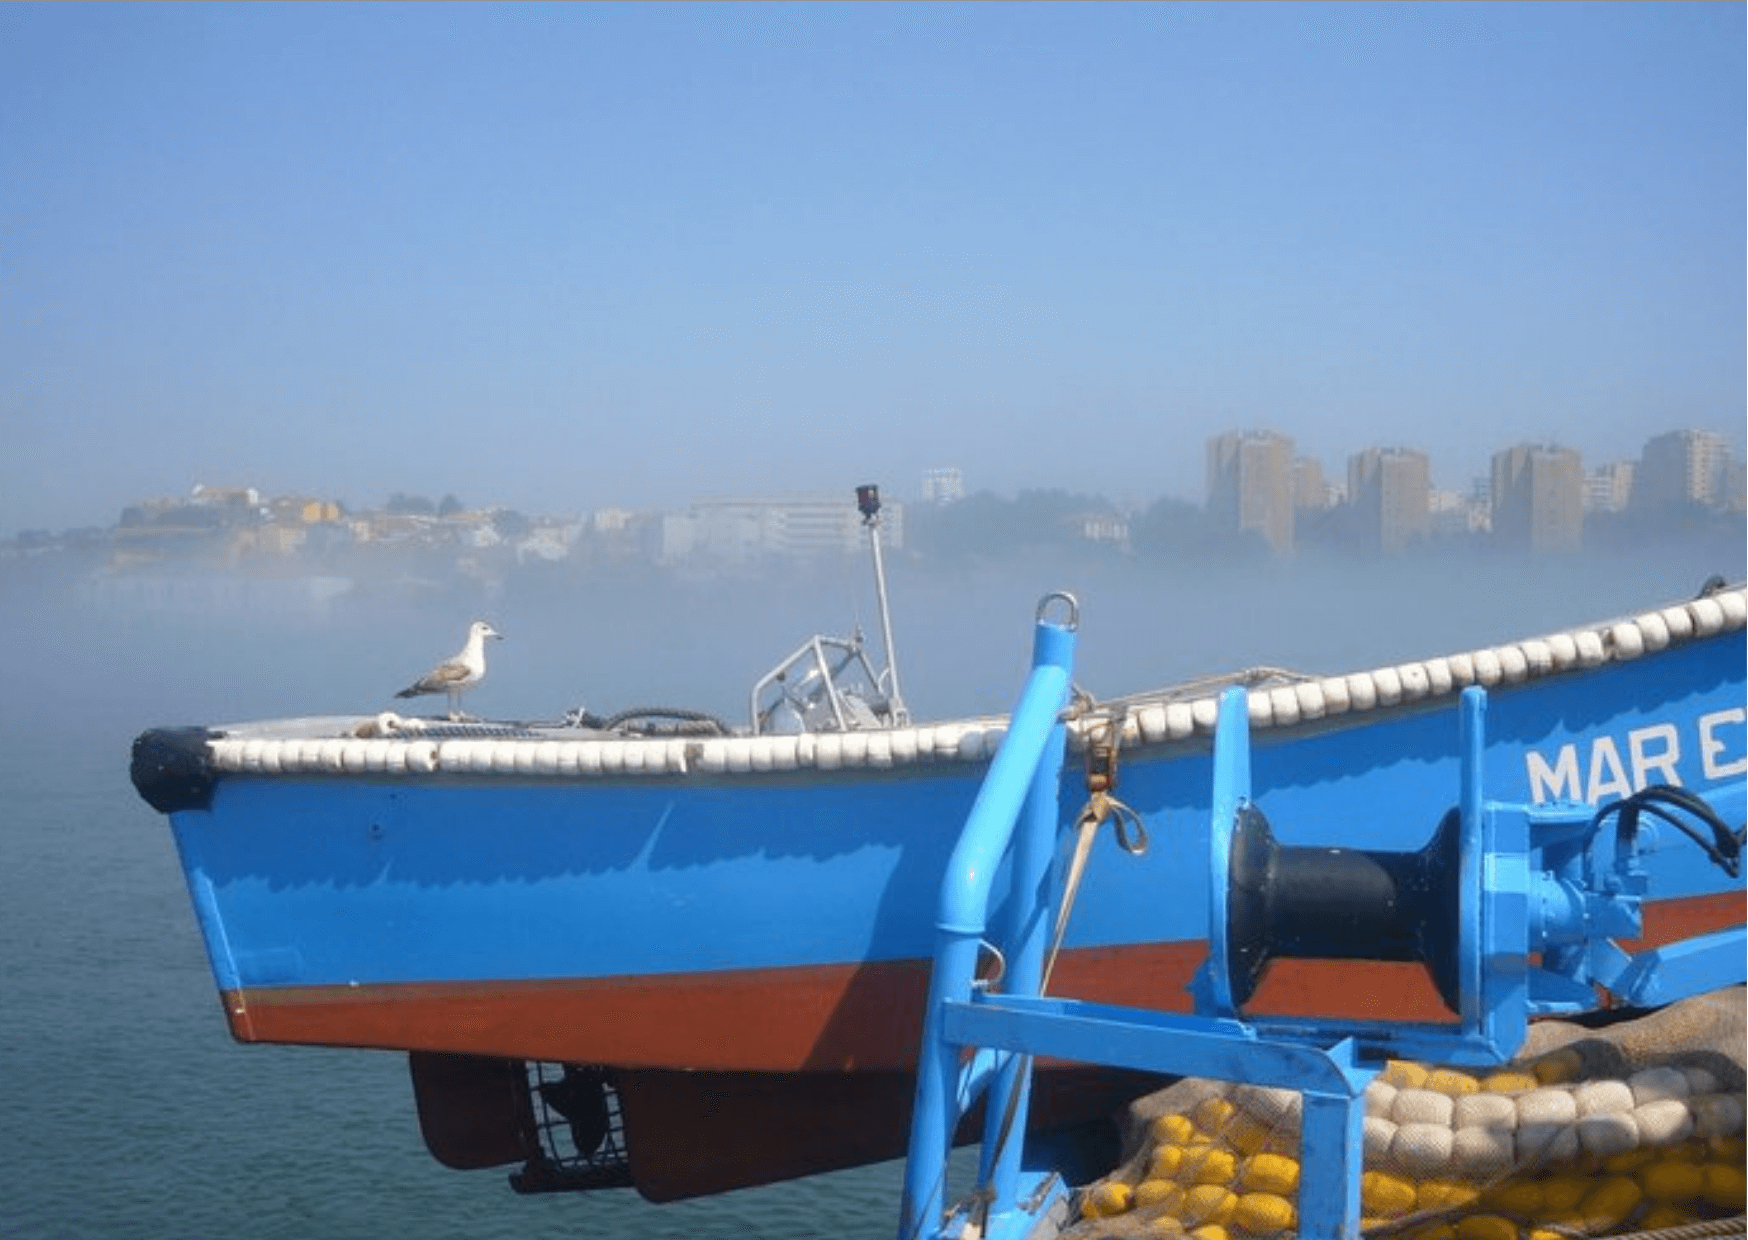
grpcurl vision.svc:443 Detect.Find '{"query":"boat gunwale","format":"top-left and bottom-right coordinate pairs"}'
top-left (172, 584), bottom-right (1745, 784)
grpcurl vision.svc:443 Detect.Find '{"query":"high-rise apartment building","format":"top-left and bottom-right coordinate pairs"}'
top-left (1293, 456), bottom-right (1336, 511)
top-left (1491, 443), bottom-right (1583, 552)
top-left (1634, 430), bottom-right (1731, 512)
top-left (1207, 430), bottom-right (1295, 553)
top-left (1347, 447), bottom-right (1431, 553)
top-left (1584, 461), bottom-right (1635, 513)
top-left (1727, 460), bottom-right (1747, 516)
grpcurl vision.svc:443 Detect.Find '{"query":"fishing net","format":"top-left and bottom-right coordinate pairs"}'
top-left (1064, 987), bottom-right (1746, 1240)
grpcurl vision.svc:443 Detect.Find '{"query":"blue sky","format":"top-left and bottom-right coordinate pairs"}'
top-left (2, 1), bottom-right (1742, 533)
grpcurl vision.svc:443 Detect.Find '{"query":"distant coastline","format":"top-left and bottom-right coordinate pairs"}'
top-left (4, 486), bottom-right (1742, 584)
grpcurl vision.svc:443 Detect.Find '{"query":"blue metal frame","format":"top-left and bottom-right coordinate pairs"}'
top-left (901, 652), bottom-right (1747, 1240)
top-left (1197, 686), bottom-right (1530, 1066)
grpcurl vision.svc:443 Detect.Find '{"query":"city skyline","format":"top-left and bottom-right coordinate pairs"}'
top-left (8, 421), bottom-right (1738, 564)
top-left (8, 418), bottom-right (1738, 537)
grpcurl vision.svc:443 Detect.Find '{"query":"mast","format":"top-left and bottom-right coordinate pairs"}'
top-left (856, 484), bottom-right (907, 724)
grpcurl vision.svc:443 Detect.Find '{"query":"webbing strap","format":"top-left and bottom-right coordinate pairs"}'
top-left (1044, 712), bottom-right (1148, 991)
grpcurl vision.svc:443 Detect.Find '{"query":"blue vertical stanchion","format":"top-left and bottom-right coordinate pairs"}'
top-left (899, 599), bottom-right (1077, 1240)
top-left (977, 613), bottom-right (1073, 1225)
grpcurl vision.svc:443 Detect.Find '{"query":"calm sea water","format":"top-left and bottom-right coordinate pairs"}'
top-left (4, 542), bottom-right (1740, 1239)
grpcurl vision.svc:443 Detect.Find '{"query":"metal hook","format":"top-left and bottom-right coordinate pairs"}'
top-left (1035, 591), bottom-right (1079, 630)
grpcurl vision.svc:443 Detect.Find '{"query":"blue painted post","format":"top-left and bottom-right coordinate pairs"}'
top-left (1297, 1078), bottom-right (1371, 1240)
top-left (1199, 687), bottom-right (1253, 1016)
top-left (976, 619), bottom-right (1073, 1224)
top-left (898, 609), bottom-right (1077, 1240)
top-left (1458, 686), bottom-right (1487, 1032)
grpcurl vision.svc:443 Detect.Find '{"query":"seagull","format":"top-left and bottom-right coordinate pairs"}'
top-left (395, 621), bottom-right (502, 720)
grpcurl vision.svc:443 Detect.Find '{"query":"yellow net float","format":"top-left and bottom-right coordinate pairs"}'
top-left (1072, 1039), bottom-right (1744, 1239)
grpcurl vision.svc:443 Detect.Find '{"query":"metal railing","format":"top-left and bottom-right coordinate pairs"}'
top-left (900, 593), bottom-right (1079, 1240)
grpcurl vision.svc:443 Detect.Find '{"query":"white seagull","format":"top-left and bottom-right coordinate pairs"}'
top-left (395, 621), bottom-right (503, 720)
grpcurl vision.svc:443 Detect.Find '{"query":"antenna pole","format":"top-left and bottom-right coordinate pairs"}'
top-left (856, 485), bottom-right (907, 724)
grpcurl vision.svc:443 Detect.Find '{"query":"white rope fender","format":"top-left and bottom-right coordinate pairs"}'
top-left (202, 585), bottom-right (1748, 780)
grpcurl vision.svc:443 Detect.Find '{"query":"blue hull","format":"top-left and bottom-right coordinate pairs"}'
top-left (134, 590), bottom-right (1747, 1074)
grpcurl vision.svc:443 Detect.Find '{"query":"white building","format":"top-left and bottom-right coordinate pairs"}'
top-left (659, 493), bottom-right (903, 569)
top-left (922, 468), bottom-right (965, 505)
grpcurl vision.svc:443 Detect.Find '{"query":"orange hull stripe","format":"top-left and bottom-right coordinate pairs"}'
top-left (220, 892), bottom-right (1743, 1070)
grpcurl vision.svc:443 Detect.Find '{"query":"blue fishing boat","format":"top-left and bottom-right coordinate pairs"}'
top-left (129, 494), bottom-right (1746, 1201)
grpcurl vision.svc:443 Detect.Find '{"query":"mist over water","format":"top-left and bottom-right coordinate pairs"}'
top-left (31, 533), bottom-right (1742, 728)
top-left (2, 536), bottom-right (1742, 1238)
